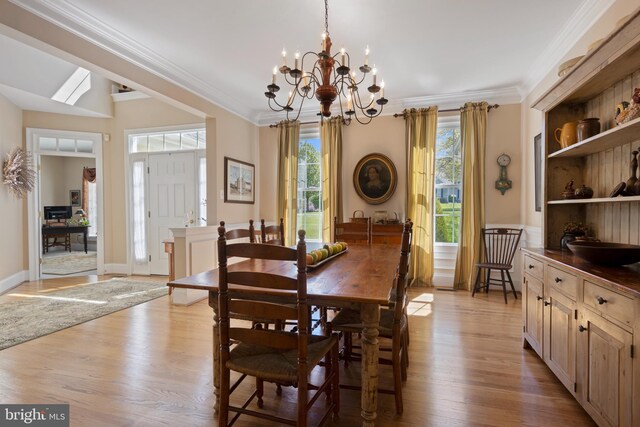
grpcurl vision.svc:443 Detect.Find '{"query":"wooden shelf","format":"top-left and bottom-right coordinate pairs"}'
top-left (532, 10), bottom-right (640, 111)
top-left (548, 195), bottom-right (640, 205)
top-left (548, 117), bottom-right (640, 158)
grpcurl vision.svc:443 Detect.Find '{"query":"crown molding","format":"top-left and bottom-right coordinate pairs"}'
top-left (8, 0), bottom-right (257, 123)
top-left (522, 0), bottom-right (614, 96)
top-left (256, 86), bottom-right (522, 126)
top-left (111, 91), bottom-right (150, 102)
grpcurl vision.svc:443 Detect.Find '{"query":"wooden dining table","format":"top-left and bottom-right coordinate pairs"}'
top-left (168, 242), bottom-right (400, 427)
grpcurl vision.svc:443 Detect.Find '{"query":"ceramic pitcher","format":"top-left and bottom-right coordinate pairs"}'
top-left (554, 122), bottom-right (577, 149)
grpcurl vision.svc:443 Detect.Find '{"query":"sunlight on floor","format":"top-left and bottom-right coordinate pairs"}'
top-left (8, 293), bottom-right (106, 304)
top-left (407, 292), bottom-right (433, 317)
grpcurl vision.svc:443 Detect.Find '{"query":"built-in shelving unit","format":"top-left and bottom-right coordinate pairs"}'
top-left (525, 9), bottom-right (640, 427)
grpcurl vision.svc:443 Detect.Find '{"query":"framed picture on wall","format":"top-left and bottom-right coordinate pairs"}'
top-left (534, 133), bottom-right (542, 212)
top-left (224, 157), bottom-right (255, 204)
top-left (70, 189), bottom-right (81, 206)
top-left (353, 153), bottom-right (397, 205)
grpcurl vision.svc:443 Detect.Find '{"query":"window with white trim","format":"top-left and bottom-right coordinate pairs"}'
top-left (434, 121), bottom-right (462, 244)
top-left (297, 128), bottom-right (322, 241)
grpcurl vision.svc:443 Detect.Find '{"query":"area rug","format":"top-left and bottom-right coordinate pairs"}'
top-left (0, 278), bottom-right (168, 350)
top-left (41, 251), bottom-right (97, 275)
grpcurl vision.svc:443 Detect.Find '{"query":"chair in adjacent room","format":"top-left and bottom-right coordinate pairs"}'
top-left (328, 220), bottom-right (412, 414)
top-left (471, 227), bottom-right (523, 304)
top-left (223, 219), bottom-right (256, 243)
top-left (216, 227), bottom-right (339, 427)
top-left (333, 217), bottom-right (370, 245)
top-left (260, 218), bottom-right (284, 245)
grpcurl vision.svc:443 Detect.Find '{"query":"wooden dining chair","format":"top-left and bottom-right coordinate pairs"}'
top-left (217, 227), bottom-right (339, 427)
top-left (260, 218), bottom-right (284, 245)
top-left (471, 228), bottom-right (523, 304)
top-left (328, 220), bottom-right (412, 414)
top-left (223, 219), bottom-right (256, 243)
top-left (334, 217), bottom-right (370, 245)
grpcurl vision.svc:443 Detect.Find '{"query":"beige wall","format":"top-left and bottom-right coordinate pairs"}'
top-left (40, 156), bottom-right (95, 208)
top-left (259, 106), bottom-right (522, 226)
top-left (485, 103), bottom-right (522, 225)
top-left (520, 0), bottom-right (639, 231)
top-left (0, 93), bottom-right (24, 280)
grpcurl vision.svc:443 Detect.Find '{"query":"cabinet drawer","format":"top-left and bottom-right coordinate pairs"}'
top-left (523, 255), bottom-right (544, 281)
top-left (546, 265), bottom-right (577, 301)
top-left (583, 281), bottom-right (634, 327)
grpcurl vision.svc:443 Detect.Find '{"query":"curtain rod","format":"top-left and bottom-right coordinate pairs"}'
top-left (268, 104), bottom-right (499, 127)
top-left (393, 103), bottom-right (499, 118)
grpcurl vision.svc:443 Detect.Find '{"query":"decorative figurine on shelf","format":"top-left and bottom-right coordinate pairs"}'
top-left (615, 88), bottom-right (640, 125)
top-left (575, 185), bottom-right (594, 199)
top-left (561, 180), bottom-right (576, 199)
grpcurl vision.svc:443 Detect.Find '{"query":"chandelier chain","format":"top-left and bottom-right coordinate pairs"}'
top-left (324, 0), bottom-right (329, 35)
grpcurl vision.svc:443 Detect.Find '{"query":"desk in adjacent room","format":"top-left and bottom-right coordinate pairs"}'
top-left (42, 225), bottom-right (89, 254)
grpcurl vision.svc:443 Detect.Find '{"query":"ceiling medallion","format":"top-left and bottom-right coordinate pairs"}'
top-left (264, 0), bottom-right (387, 125)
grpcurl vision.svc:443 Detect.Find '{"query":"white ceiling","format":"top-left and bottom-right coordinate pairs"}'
top-left (4, 0), bottom-right (613, 124)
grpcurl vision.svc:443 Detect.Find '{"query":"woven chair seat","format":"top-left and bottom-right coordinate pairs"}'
top-left (330, 307), bottom-right (407, 337)
top-left (227, 333), bottom-right (338, 385)
top-left (475, 262), bottom-right (512, 269)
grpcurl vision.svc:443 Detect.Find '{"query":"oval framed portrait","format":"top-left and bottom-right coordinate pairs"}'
top-left (353, 153), bottom-right (397, 205)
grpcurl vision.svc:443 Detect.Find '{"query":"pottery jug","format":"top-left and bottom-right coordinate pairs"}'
top-left (577, 118), bottom-right (600, 142)
top-left (554, 122), bottom-right (577, 149)
top-left (575, 185), bottom-right (594, 199)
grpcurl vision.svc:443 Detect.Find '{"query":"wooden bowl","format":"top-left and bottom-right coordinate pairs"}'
top-left (566, 241), bottom-right (640, 266)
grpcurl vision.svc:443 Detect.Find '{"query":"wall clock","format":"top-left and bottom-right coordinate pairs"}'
top-left (495, 153), bottom-right (512, 195)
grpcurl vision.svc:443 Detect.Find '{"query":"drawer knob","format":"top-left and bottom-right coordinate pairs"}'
top-left (536, 295), bottom-right (543, 301)
top-left (554, 277), bottom-right (562, 283)
top-left (596, 296), bottom-right (607, 305)
top-left (528, 264), bottom-right (534, 269)
top-left (544, 300), bottom-right (550, 306)
top-left (578, 325), bottom-right (586, 332)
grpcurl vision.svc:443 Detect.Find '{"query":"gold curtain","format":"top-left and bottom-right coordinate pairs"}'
top-left (82, 167), bottom-right (96, 214)
top-left (276, 120), bottom-right (300, 246)
top-left (321, 117), bottom-right (343, 242)
top-left (454, 102), bottom-right (488, 290)
top-left (405, 107), bottom-right (438, 286)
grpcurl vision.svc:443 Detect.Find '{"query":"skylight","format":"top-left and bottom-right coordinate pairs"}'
top-left (51, 67), bottom-right (91, 105)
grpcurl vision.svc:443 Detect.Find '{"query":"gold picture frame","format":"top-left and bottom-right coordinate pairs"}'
top-left (353, 153), bottom-right (397, 205)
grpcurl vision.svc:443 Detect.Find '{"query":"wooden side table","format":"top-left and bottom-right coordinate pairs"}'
top-left (163, 240), bottom-right (175, 294)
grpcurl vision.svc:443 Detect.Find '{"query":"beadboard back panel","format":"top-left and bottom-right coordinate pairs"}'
top-left (583, 70), bottom-right (640, 244)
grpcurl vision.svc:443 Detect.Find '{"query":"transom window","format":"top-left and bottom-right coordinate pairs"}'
top-left (129, 129), bottom-right (206, 153)
top-left (434, 122), bottom-right (462, 244)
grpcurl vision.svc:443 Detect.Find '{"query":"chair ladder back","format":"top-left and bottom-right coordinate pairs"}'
top-left (260, 218), bottom-right (285, 246)
top-left (229, 300), bottom-right (299, 323)
top-left (482, 228), bottom-right (523, 266)
top-left (394, 221), bottom-right (412, 321)
top-left (227, 271), bottom-right (297, 291)
top-left (221, 219), bottom-right (256, 242)
top-left (334, 216), bottom-right (371, 244)
top-left (226, 242), bottom-right (296, 260)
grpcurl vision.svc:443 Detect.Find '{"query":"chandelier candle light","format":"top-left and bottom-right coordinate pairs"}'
top-left (265, 0), bottom-right (388, 125)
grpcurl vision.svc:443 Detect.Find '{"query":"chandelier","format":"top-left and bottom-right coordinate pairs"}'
top-left (264, 0), bottom-right (387, 125)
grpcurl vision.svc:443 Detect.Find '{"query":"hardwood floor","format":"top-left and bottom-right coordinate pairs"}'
top-left (0, 276), bottom-right (595, 426)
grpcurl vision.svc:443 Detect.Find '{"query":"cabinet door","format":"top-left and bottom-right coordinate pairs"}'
top-left (543, 288), bottom-right (576, 395)
top-left (577, 311), bottom-right (633, 427)
top-left (523, 274), bottom-right (544, 357)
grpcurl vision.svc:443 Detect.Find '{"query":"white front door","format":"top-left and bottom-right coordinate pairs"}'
top-left (148, 152), bottom-right (195, 274)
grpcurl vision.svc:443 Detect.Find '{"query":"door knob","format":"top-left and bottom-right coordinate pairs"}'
top-left (555, 277), bottom-right (562, 283)
top-left (596, 296), bottom-right (607, 305)
top-left (536, 295), bottom-right (543, 301)
top-left (528, 264), bottom-right (534, 269)
top-left (578, 325), bottom-right (586, 332)
top-left (544, 300), bottom-right (550, 306)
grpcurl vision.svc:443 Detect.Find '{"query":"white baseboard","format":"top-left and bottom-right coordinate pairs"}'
top-left (0, 270), bottom-right (28, 294)
top-left (104, 264), bottom-right (129, 275)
